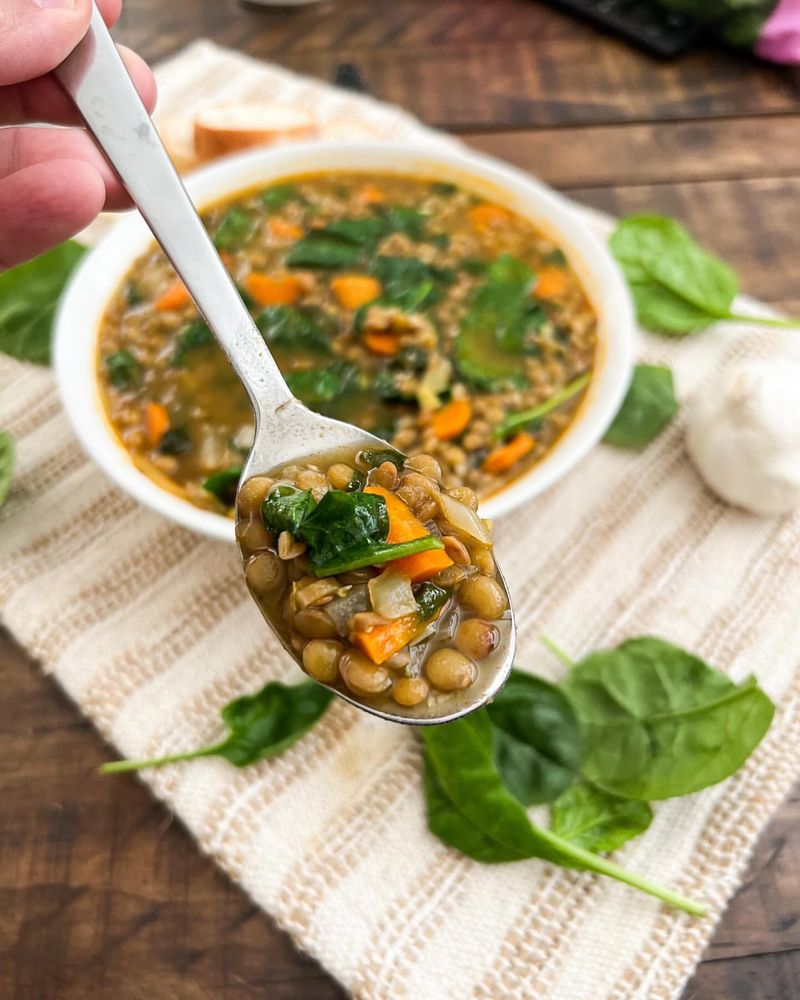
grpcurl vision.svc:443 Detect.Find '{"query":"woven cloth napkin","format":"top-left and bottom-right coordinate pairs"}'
top-left (3, 41), bottom-right (800, 1000)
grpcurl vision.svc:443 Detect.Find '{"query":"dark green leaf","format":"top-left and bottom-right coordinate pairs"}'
top-left (0, 240), bottom-right (86, 364)
top-left (260, 184), bottom-right (301, 210)
top-left (430, 181), bottom-right (458, 196)
top-left (101, 680), bottom-right (334, 773)
top-left (604, 364), bottom-right (678, 449)
top-left (286, 361), bottom-right (359, 405)
top-left (461, 258), bottom-right (488, 276)
top-left (544, 248), bottom-right (567, 266)
top-left (217, 682), bottom-right (334, 765)
top-left (358, 447), bottom-right (406, 471)
top-left (454, 254), bottom-right (541, 391)
top-left (125, 281), bottom-right (145, 305)
top-left (104, 349), bottom-right (141, 389)
top-left (213, 207), bottom-right (254, 251)
top-left (610, 215), bottom-right (738, 335)
top-left (309, 535), bottom-right (443, 578)
top-left (172, 319), bottom-right (214, 365)
top-left (373, 369), bottom-right (416, 402)
top-left (256, 305), bottom-right (333, 355)
top-left (287, 234), bottom-right (361, 269)
top-left (262, 484), bottom-right (316, 535)
top-left (495, 372), bottom-right (591, 440)
top-left (487, 670), bottom-right (582, 806)
top-left (414, 582), bottom-right (449, 622)
top-left (562, 636), bottom-right (775, 800)
top-left (550, 784), bottom-right (652, 853)
top-left (325, 217), bottom-right (389, 248)
top-left (298, 489), bottom-right (389, 562)
top-left (0, 431), bottom-right (15, 507)
top-left (393, 345), bottom-right (429, 374)
top-left (422, 710), bottom-right (705, 914)
top-left (202, 466), bottom-right (242, 505)
top-left (383, 205), bottom-right (428, 241)
top-left (369, 256), bottom-right (443, 312)
top-left (158, 428), bottom-right (192, 456)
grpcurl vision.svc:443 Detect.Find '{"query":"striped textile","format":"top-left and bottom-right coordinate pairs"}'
top-left (2, 41), bottom-right (800, 1000)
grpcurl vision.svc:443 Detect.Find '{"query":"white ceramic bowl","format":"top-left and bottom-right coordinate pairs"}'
top-left (55, 141), bottom-right (635, 542)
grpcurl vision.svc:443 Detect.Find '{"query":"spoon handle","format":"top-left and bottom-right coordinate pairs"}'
top-left (54, 5), bottom-right (292, 416)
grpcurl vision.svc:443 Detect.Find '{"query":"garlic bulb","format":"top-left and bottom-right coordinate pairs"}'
top-left (686, 360), bottom-right (800, 515)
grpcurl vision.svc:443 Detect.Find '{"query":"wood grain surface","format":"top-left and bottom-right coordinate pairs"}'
top-left (3, 1), bottom-right (800, 997)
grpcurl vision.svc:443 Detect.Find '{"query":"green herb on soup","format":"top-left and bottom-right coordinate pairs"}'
top-left (97, 173), bottom-right (597, 515)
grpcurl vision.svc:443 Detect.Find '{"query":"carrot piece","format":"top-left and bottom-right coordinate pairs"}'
top-left (365, 486), bottom-right (453, 583)
top-left (331, 274), bottom-right (382, 310)
top-left (535, 266), bottom-right (568, 300)
top-left (363, 331), bottom-right (399, 356)
top-left (145, 402), bottom-right (170, 447)
top-left (268, 217), bottom-right (304, 241)
top-left (154, 280), bottom-right (191, 312)
top-left (482, 432), bottom-right (535, 474)
top-left (468, 202), bottom-right (512, 233)
top-left (352, 612), bottom-right (422, 665)
top-left (358, 183), bottom-right (387, 206)
top-left (431, 399), bottom-right (472, 441)
top-left (245, 272), bottom-right (303, 307)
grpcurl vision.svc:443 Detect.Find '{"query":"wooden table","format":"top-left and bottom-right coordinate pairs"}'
top-left (3, 2), bottom-right (800, 997)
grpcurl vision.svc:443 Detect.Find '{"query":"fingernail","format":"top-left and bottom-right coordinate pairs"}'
top-left (33, 0), bottom-right (80, 9)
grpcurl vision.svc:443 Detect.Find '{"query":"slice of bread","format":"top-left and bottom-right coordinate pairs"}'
top-left (194, 104), bottom-right (319, 160)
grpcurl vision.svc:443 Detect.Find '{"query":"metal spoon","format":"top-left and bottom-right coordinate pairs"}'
top-left (54, 6), bottom-right (515, 724)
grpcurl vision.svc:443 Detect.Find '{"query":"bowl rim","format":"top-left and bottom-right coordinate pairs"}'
top-left (54, 139), bottom-right (635, 542)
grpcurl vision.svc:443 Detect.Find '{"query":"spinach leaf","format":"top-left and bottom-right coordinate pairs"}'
top-left (309, 535), bottom-right (442, 578)
top-left (393, 345), bottom-right (429, 373)
top-left (288, 488), bottom-right (442, 577)
top-left (260, 183), bottom-right (301, 210)
top-left (158, 428), bottom-right (192, 456)
top-left (550, 784), bottom-right (652, 853)
top-left (454, 254), bottom-right (543, 392)
top-left (610, 215), bottom-right (799, 334)
top-left (202, 466), bottom-right (242, 505)
top-left (262, 485), bottom-right (317, 535)
top-left (374, 369), bottom-right (416, 402)
top-left (0, 431), bottom-right (15, 507)
top-left (125, 281), bottom-right (145, 305)
top-left (101, 680), bottom-right (334, 773)
top-left (287, 234), bottom-right (361, 269)
top-left (604, 364), bottom-right (678, 449)
top-left (562, 636), bottom-right (775, 800)
top-left (369, 256), bottom-right (448, 312)
top-left (544, 248), bottom-right (567, 266)
top-left (382, 205), bottom-right (428, 241)
top-left (359, 447), bottom-right (406, 471)
top-left (297, 489), bottom-right (388, 561)
top-left (414, 582), bottom-right (449, 622)
top-left (0, 240), bottom-right (87, 364)
top-left (213, 207), bottom-right (254, 251)
top-left (495, 372), bottom-right (590, 439)
top-left (430, 181), bottom-right (457, 196)
top-left (422, 711), bottom-right (705, 914)
top-left (287, 217), bottom-right (387, 269)
top-left (256, 306), bottom-right (332, 355)
top-left (487, 670), bottom-right (582, 806)
top-left (286, 361), bottom-right (359, 406)
top-left (172, 319), bottom-right (215, 365)
top-left (104, 349), bottom-right (141, 388)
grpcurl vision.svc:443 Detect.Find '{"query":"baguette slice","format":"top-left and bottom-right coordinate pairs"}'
top-left (158, 115), bottom-right (200, 173)
top-left (194, 104), bottom-right (318, 160)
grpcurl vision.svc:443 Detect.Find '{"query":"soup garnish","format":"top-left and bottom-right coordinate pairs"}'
top-left (236, 447), bottom-right (512, 717)
top-left (97, 172), bottom-right (597, 514)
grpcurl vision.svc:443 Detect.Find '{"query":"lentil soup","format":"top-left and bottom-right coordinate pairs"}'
top-left (236, 446), bottom-right (512, 719)
top-left (97, 172), bottom-right (598, 515)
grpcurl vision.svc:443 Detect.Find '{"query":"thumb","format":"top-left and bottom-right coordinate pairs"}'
top-left (0, 0), bottom-right (92, 87)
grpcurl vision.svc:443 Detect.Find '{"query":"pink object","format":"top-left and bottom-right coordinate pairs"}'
top-left (756, 0), bottom-right (800, 63)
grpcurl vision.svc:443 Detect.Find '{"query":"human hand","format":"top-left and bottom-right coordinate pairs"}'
top-left (0, 0), bottom-right (157, 268)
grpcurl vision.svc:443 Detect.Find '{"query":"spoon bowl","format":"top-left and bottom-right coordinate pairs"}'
top-left (55, 6), bottom-right (515, 724)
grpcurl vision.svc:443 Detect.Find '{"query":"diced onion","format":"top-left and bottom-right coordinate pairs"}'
top-left (368, 568), bottom-right (418, 619)
top-left (436, 492), bottom-right (493, 547)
